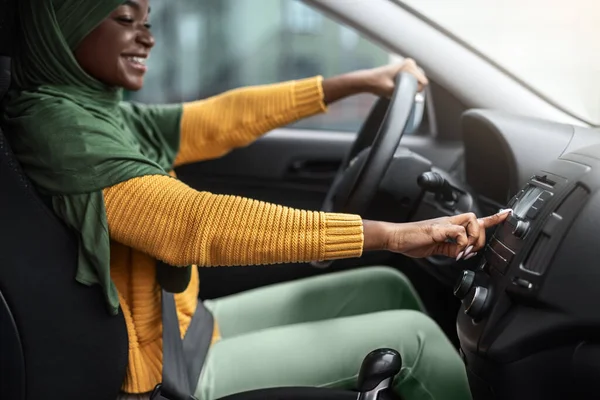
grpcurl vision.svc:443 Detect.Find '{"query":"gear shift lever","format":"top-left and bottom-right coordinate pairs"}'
top-left (357, 349), bottom-right (402, 400)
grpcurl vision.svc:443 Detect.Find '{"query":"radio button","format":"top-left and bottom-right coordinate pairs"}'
top-left (512, 220), bottom-right (530, 239)
top-left (526, 206), bottom-right (540, 219)
top-left (464, 286), bottom-right (489, 320)
top-left (454, 270), bottom-right (475, 300)
top-left (485, 246), bottom-right (509, 274)
top-left (539, 190), bottom-right (553, 201)
top-left (526, 197), bottom-right (547, 219)
top-left (490, 237), bottom-right (514, 263)
top-left (513, 277), bottom-right (533, 290)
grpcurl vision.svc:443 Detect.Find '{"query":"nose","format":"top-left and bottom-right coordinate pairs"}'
top-left (137, 29), bottom-right (155, 49)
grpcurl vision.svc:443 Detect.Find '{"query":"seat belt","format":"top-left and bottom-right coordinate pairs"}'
top-left (150, 289), bottom-right (214, 400)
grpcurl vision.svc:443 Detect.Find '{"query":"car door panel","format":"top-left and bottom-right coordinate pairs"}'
top-left (176, 128), bottom-right (464, 212)
top-left (176, 129), bottom-right (350, 210)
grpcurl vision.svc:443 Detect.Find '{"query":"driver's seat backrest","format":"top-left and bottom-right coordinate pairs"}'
top-left (0, 1), bottom-right (128, 399)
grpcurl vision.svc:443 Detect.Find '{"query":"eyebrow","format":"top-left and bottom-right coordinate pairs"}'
top-left (122, 0), bottom-right (151, 14)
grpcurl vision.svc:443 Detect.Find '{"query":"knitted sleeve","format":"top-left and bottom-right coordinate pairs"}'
top-left (174, 77), bottom-right (326, 166)
top-left (103, 175), bottom-right (363, 266)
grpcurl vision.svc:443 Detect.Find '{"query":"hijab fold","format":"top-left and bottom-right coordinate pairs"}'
top-left (2, 0), bottom-right (183, 314)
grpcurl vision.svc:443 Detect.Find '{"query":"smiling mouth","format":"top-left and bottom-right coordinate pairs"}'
top-left (122, 55), bottom-right (149, 72)
top-left (126, 56), bottom-right (147, 65)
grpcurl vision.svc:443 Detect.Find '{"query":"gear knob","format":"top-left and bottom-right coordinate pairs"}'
top-left (357, 348), bottom-right (402, 395)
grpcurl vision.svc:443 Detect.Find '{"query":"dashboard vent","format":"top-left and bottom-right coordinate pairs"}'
top-left (522, 185), bottom-right (589, 275)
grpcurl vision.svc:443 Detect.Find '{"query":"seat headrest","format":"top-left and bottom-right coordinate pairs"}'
top-left (0, 0), bottom-right (17, 100)
top-left (0, 0), bottom-right (17, 57)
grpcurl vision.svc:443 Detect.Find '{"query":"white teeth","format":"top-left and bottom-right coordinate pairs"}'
top-left (127, 56), bottom-right (146, 65)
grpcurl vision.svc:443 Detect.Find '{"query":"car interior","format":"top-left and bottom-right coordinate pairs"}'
top-left (3, 0), bottom-right (600, 399)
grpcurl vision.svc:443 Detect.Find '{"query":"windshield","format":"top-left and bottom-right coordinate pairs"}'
top-left (396, 0), bottom-right (600, 125)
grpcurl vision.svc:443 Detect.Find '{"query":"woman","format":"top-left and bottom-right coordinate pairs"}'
top-left (3, 0), bottom-right (510, 399)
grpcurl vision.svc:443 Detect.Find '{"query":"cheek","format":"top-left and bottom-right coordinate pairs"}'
top-left (80, 48), bottom-right (118, 84)
top-left (96, 39), bottom-right (125, 71)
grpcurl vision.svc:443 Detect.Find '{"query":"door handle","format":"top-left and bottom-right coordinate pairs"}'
top-left (287, 160), bottom-right (341, 180)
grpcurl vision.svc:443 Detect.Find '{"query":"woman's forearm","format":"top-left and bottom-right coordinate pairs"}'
top-left (362, 219), bottom-right (394, 251)
top-left (174, 77), bottom-right (327, 167)
top-left (321, 70), bottom-right (374, 105)
top-left (103, 175), bottom-right (364, 267)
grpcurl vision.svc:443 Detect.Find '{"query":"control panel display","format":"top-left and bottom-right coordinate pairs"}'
top-left (513, 186), bottom-right (543, 219)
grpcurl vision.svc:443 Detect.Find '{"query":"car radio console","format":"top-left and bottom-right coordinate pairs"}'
top-left (456, 144), bottom-right (600, 399)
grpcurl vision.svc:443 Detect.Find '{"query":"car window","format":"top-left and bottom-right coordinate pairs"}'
top-left (396, 0), bottom-right (600, 126)
top-left (126, 0), bottom-right (392, 132)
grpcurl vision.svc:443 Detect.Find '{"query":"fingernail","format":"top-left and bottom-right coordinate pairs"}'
top-left (464, 245), bottom-right (474, 256)
top-left (465, 252), bottom-right (477, 260)
top-left (499, 208), bottom-right (513, 214)
top-left (456, 251), bottom-right (464, 261)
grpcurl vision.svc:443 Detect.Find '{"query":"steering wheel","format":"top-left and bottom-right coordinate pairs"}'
top-left (321, 72), bottom-right (423, 215)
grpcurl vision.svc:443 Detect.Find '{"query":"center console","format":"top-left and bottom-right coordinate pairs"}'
top-left (456, 144), bottom-right (600, 399)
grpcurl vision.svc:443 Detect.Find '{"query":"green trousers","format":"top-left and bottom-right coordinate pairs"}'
top-left (195, 267), bottom-right (472, 400)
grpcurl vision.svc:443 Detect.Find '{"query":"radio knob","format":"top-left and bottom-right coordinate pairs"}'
top-left (454, 270), bottom-right (475, 300)
top-left (512, 220), bottom-right (530, 239)
top-left (463, 286), bottom-right (489, 320)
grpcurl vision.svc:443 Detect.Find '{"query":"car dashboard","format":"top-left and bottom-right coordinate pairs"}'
top-left (456, 112), bottom-right (600, 399)
top-left (462, 109), bottom-right (599, 207)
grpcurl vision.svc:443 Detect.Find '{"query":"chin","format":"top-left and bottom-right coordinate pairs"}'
top-left (122, 81), bottom-right (144, 91)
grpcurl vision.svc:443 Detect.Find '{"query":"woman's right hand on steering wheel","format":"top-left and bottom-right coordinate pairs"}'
top-left (363, 209), bottom-right (512, 261)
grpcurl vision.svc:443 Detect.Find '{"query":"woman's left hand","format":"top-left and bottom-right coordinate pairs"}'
top-left (321, 58), bottom-right (428, 104)
top-left (364, 58), bottom-right (429, 97)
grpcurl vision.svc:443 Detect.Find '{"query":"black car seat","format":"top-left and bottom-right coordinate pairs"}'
top-left (0, 1), bottom-right (404, 399)
top-left (0, 0), bottom-right (129, 399)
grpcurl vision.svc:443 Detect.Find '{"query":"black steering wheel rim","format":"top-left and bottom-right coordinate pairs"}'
top-left (323, 72), bottom-right (419, 215)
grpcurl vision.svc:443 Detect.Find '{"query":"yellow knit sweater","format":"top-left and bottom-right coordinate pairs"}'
top-left (104, 77), bottom-right (365, 393)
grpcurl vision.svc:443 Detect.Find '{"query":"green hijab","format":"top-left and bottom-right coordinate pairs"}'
top-left (2, 0), bottom-right (183, 314)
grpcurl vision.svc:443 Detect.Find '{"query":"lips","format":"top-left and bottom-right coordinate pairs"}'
top-left (122, 54), bottom-right (149, 73)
